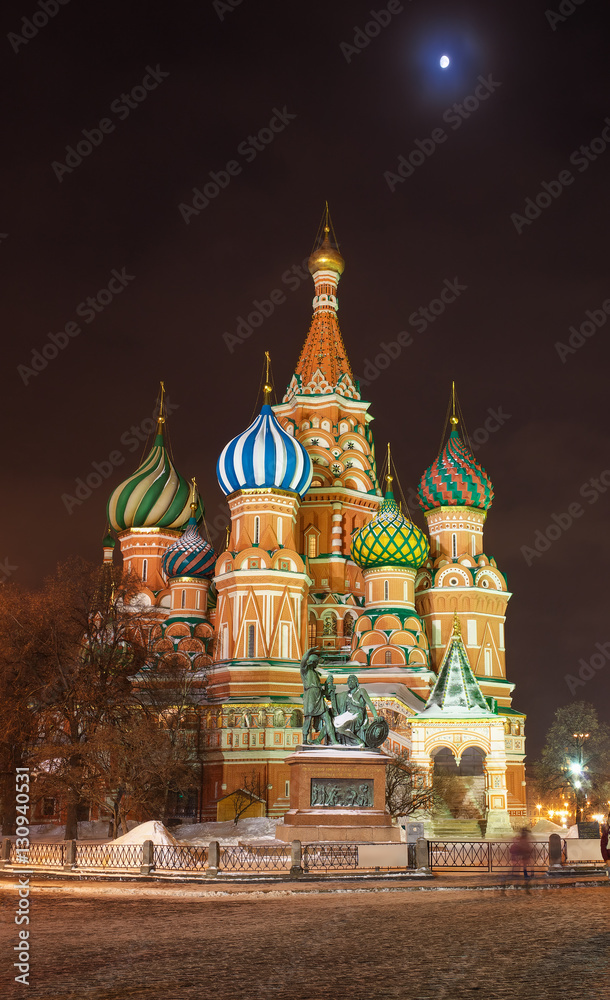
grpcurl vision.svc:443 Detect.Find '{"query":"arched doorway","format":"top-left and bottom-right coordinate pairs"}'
top-left (432, 746), bottom-right (459, 775)
top-left (458, 746), bottom-right (485, 776)
top-left (431, 745), bottom-right (486, 820)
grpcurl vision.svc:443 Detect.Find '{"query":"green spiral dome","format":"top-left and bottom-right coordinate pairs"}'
top-left (107, 429), bottom-right (200, 531)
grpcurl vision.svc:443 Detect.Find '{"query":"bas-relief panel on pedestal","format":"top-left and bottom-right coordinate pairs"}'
top-left (310, 778), bottom-right (374, 808)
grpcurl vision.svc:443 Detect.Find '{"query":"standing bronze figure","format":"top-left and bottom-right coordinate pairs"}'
top-left (299, 648), bottom-right (338, 745)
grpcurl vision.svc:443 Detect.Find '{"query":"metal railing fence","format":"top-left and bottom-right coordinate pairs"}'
top-left (75, 843), bottom-right (142, 868)
top-left (302, 843), bottom-right (359, 871)
top-left (1, 837), bottom-right (569, 874)
top-left (219, 845), bottom-right (291, 871)
top-left (428, 840), bottom-right (566, 871)
top-left (27, 842), bottom-right (66, 865)
top-left (154, 845), bottom-right (208, 871)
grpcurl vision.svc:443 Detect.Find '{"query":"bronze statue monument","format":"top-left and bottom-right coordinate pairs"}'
top-left (299, 648), bottom-right (389, 749)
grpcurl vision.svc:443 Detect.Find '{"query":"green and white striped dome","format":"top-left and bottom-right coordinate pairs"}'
top-left (107, 428), bottom-right (197, 531)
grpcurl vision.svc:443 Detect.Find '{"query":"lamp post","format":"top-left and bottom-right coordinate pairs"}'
top-left (569, 732), bottom-right (590, 824)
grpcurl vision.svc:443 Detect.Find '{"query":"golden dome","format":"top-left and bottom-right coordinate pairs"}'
top-left (308, 227), bottom-right (345, 276)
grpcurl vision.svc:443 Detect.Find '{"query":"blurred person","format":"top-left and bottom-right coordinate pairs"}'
top-left (510, 827), bottom-right (534, 879)
top-left (600, 813), bottom-right (610, 875)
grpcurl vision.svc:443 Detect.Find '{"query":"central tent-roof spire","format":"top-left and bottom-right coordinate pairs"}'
top-left (283, 206), bottom-right (361, 402)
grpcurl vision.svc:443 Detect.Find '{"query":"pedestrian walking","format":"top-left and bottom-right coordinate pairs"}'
top-left (510, 827), bottom-right (534, 879)
top-left (600, 812), bottom-right (610, 875)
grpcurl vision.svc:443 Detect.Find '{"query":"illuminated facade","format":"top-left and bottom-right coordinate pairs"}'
top-left (104, 217), bottom-right (527, 826)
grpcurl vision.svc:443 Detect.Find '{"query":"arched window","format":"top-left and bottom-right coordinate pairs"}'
top-left (308, 621), bottom-right (317, 646)
top-left (196, 590), bottom-right (201, 610)
top-left (432, 620), bottom-right (441, 646)
top-left (343, 615), bottom-right (354, 639)
top-left (322, 615), bottom-right (337, 636)
top-left (281, 623), bottom-right (290, 658)
top-left (451, 533), bottom-right (457, 559)
top-left (247, 624), bottom-right (256, 657)
top-left (384, 580), bottom-right (389, 602)
top-left (404, 581), bottom-right (409, 602)
top-left (254, 517), bottom-right (260, 544)
top-left (484, 647), bottom-right (492, 676)
top-left (385, 650), bottom-right (392, 664)
top-left (471, 534), bottom-right (476, 556)
top-left (308, 534), bottom-right (317, 558)
top-left (181, 589), bottom-right (186, 608)
top-left (142, 558), bottom-right (148, 582)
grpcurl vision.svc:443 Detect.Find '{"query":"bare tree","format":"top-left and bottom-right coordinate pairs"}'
top-left (0, 558), bottom-right (209, 839)
top-left (231, 770), bottom-right (263, 825)
top-left (5, 558), bottom-right (157, 838)
top-left (385, 751), bottom-right (433, 817)
top-left (83, 712), bottom-right (201, 837)
top-left (0, 583), bottom-right (49, 834)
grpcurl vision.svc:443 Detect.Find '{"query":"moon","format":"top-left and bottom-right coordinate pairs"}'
top-left (440, 55), bottom-right (450, 69)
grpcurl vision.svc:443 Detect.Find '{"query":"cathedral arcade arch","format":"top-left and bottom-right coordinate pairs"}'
top-left (411, 721), bottom-right (512, 835)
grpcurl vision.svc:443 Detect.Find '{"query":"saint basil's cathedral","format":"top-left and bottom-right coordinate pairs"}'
top-left (104, 217), bottom-right (527, 831)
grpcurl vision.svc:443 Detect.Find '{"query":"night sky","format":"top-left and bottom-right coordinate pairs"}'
top-left (2, 0), bottom-right (609, 755)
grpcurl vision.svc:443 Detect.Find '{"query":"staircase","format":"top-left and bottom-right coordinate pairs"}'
top-left (431, 817), bottom-right (487, 841)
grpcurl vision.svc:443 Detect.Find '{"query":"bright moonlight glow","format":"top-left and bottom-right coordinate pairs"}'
top-left (440, 55), bottom-right (450, 69)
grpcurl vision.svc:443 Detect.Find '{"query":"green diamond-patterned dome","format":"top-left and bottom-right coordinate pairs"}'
top-left (418, 427), bottom-right (494, 511)
top-left (351, 492), bottom-right (429, 569)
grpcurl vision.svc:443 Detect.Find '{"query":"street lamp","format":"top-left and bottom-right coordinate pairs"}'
top-left (569, 733), bottom-right (590, 824)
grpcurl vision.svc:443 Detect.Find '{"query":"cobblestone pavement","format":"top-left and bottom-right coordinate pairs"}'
top-left (1, 884), bottom-right (609, 999)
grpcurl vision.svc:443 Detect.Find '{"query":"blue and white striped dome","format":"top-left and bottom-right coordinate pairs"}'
top-left (217, 404), bottom-right (312, 498)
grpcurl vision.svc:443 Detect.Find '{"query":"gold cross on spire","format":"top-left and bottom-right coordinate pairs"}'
top-left (450, 380), bottom-right (458, 427)
top-left (157, 380), bottom-right (166, 430)
top-left (386, 442), bottom-right (393, 492)
top-left (263, 351), bottom-right (273, 404)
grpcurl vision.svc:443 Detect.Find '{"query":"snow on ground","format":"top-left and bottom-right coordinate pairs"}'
top-left (27, 818), bottom-right (279, 845)
top-left (176, 818), bottom-right (279, 846)
top-left (28, 816), bottom-right (574, 846)
top-left (532, 819), bottom-right (568, 834)
top-left (29, 821), bottom-right (137, 843)
top-left (112, 821), bottom-right (177, 846)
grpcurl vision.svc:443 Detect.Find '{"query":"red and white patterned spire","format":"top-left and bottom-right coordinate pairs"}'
top-left (283, 207), bottom-right (360, 402)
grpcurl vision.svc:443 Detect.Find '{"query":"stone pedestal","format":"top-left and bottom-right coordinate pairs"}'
top-left (275, 746), bottom-right (400, 843)
top-left (485, 809), bottom-right (513, 838)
